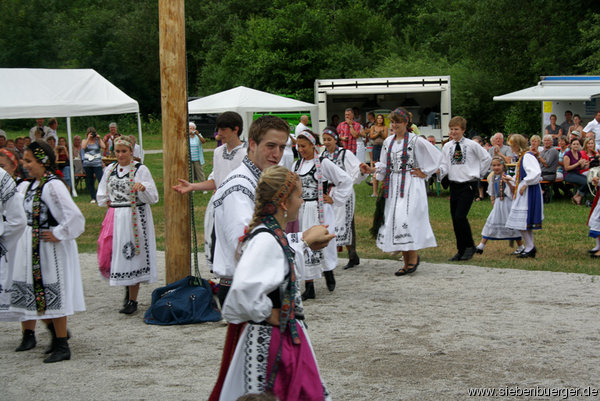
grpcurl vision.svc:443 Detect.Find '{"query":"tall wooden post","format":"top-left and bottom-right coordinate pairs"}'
top-left (158, 0), bottom-right (190, 283)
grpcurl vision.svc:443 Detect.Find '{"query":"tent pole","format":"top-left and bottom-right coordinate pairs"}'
top-left (159, 0), bottom-right (191, 284)
top-left (136, 112), bottom-right (144, 162)
top-left (66, 117), bottom-right (77, 197)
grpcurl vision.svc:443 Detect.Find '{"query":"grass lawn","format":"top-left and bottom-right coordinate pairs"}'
top-left (6, 129), bottom-right (600, 276)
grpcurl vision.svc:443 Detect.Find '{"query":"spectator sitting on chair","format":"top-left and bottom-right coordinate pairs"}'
top-left (561, 110), bottom-right (574, 140)
top-left (545, 114), bottom-right (563, 146)
top-left (538, 135), bottom-right (559, 203)
top-left (567, 114), bottom-right (584, 142)
top-left (488, 132), bottom-right (512, 164)
top-left (563, 138), bottom-right (590, 205)
top-left (582, 137), bottom-right (598, 174)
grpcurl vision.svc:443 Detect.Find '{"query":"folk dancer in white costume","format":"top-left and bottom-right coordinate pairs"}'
top-left (475, 157), bottom-right (524, 255)
top-left (320, 128), bottom-right (365, 270)
top-left (207, 116), bottom-right (334, 401)
top-left (0, 159), bottom-right (26, 318)
top-left (9, 140), bottom-right (85, 363)
top-left (173, 112), bottom-right (246, 272)
top-left (293, 130), bottom-right (352, 300)
top-left (505, 134), bottom-right (544, 259)
top-left (97, 137), bottom-right (159, 314)
top-left (361, 108), bottom-right (441, 276)
top-left (219, 166), bottom-right (331, 401)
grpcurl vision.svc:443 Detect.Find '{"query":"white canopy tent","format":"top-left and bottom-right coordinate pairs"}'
top-left (0, 68), bottom-right (143, 196)
top-left (493, 76), bottom-right (600, 131)
top-left (187, 86), bottom-right (318, 139)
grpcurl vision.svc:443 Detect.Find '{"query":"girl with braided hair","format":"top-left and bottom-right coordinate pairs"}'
top-left (360, 107), bottom-right (441, 276)
top-left (9, 140), bottom-right (86, 363)
top-left (219, 165), bottom-right (331, 401)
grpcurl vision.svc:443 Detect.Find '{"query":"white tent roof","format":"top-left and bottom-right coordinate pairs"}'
top-left (188, 86), bottom-right (317, 138)
top-left (494, 76), bottom-right (600, 102)
top-left (188, 86), bottom-right (316, 114)
top-left (0, 68), bottom-right (139, 118)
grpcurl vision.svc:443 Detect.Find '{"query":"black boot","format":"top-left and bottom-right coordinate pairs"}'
top-left (45, 323), bottom-right (72, 354)
top-left (124, 286), bottom-right (130, 307)
top-left (343, 251), bottom-right (360, 270)
top-left (43, 337), bottom-right (70, 363)
top-left (15, 329), bottom-right (36, 352)
top-left (324, 270), bottom-right (336, 292)
top-left (119, 300), bottom-right (138, 314)
top-left (301, 282), bottom-right (315, 301)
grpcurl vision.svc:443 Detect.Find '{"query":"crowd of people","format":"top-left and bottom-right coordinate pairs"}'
top-left (3, 108), bottom-right (600, 401)
top-left (0, 120), bottom-right (154, 366)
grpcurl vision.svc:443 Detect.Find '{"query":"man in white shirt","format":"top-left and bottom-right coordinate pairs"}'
top-left (583, 111), bottom-right (600, 150)
top-left (29, 118), bottom-right (50, 141)
top-left (439, 116), bottom-right (492, 261)
top-left (294, 115), bottom-right (309, 136)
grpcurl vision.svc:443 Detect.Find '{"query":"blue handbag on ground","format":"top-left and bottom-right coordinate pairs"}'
top-left (144, 275), bottom-right (222, 325)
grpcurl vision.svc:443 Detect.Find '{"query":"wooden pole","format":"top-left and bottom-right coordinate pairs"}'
top-left (158, 0), bottom-right (190, 283)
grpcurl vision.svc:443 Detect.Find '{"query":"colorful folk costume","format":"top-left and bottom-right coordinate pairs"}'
top-left (97, 160), bottom-right (159, 287)
top-left (481, 174), bottom-right (522, 241)
top-left (0, 168), bottom-right (26, 317)
top-left (373, 131), bottom-right (441, 252)
top-left (505, 152), bottom-right (543, 257)
top-left (320, 130), bottom-right (364, 256)
top-left (292, 133), bottom-right (352, 281)
top-left (219, 216), bottom-right (331, 401)
top-left (9, 174), bottom-right (86, 320)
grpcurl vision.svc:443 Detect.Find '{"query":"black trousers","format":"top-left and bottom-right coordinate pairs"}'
top-left (450, 181), bottom-right (477, 253)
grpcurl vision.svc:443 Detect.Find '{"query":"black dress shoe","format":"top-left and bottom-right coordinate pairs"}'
top-left (517, 247), bottom-right (537, 258)
top-left (448, 253), bottom-right (462, 261)
top-left (43, 338), bottom-right (71, 363)
top-left (460, 247), bottom-right (476, 261)
top-left (301, 282), bottom-right (315, 301)
top-left (15, 329), bottom-right (36, 352)
top-left (323, 270), bottom-right (336, 291)
top-left (590, 253), bottom-right (600, 259)
top-left (343, 256), bottom-right (360, 270)
top-left (119, 300), bottom-right (138, 314)
top-left (475, 248), bottom-right (483, 254)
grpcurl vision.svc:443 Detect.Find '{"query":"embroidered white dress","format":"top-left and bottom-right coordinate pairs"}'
top-left (481, 174), bottom-right (521, 240)
top-left (97, 163), bottom-right (159, 286)
top-left (205, 143), bottom-right (247, 270)
top-left (374, 133), bottom-right (441, 252)
top-left (320, 148), bottom-right (364, 246)
top-left (505, 153), bottom-right (544, 231)
top-left (0, 170), bottom-right (26, 318)
top-left (292, 157), bottom-right (352, 280)
top-left (220, 228), bottom-right (330, 401)
top-left (9, 178), bottom-right (86, 320)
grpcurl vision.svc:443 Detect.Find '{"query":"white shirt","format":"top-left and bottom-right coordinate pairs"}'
top-left (207, 143), bottom-right (247, 188)
top-left (212, 157), bottom-right (306, 279)
top-left (439, 137), bottom-right (492, 182)
top-left (295, 122), bottom-right (308, 136)
top-left (583, 119), bottom-right (600, 148)
top-left (29, 125), bottom-right (51, 141)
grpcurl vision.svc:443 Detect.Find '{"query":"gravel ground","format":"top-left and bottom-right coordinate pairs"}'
top-left (2, 252), bottom-right (600, 401)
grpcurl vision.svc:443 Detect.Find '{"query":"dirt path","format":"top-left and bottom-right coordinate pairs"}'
top-left (2, 252), bottom-right (599, 400)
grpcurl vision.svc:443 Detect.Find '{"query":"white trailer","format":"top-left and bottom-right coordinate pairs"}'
top-left (314, 76), bottom-right (452, 143)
